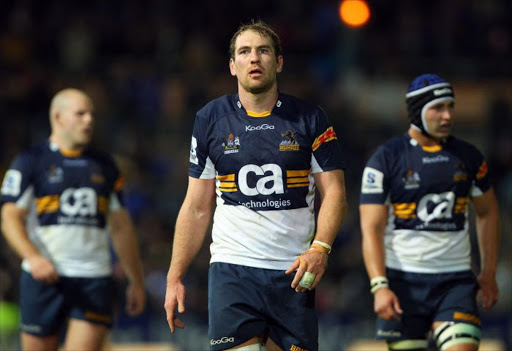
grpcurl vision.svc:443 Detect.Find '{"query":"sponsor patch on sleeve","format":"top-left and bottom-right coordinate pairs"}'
top-left (361, 167), bottom-right (384, 194)
top-left (476, 160), bottom-right (488, 180)
top-left (189, 136), bottom-right (198, 165)
top-left (1, 169), bottom-right (22, 197)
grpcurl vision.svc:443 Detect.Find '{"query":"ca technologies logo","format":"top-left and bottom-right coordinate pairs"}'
top-left (210, 336), bottom-right (235, 345)
top-left (246, 124), bottom-right (275, 132)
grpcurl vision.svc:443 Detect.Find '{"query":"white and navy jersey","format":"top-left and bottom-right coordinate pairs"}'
top-left (190, 93), bottom-right (344, 270)
top-left (360, 133), bottom-right (491, 273)
top-left (0, 142), bottom-right (124, 277)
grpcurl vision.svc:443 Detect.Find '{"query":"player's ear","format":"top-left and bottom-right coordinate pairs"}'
top-left (276, 55), bottom-right (283, 73)
top-left (229, 58), bottom-right (237, 77)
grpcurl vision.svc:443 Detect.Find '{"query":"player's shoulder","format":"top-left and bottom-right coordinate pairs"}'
top-left (84, 148), bottom-right (117, 167)
top-left (445, 136), bottom-right (481, 154)
top-left (377, 134), bottom-right (407, 154)
top-left (12, 142), bottom-right (49, 164)
top-left (197, 94), bottom-right (238, 121)
top-left (278, 92), bottom-right (323, 115)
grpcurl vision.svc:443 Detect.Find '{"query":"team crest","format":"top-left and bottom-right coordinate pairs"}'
top-left (47, 165), bottom-right (64, 184)
top-left (222, 133), bottom-right (240, 154)
top-left (90, 167), bottom-right (105, 184)
top-left (279, 130), bottom-right (300, 151)
top-left (403, 169), bottom-right (420, 189)
top-left (453, 163), bottom-right (468, 182)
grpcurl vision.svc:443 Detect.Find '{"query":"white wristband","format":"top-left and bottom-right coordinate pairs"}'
top-left (312, 240), bottom-right (332, 253)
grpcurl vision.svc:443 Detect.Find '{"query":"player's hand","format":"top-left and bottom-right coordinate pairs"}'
top-left (27, 255), bottom-right (59, 285)
top-left (477, 272), bottom-right (499, 310)
top-left (125, 281), bottom-right (146, 316)
top-left (164, 278), bottom-right (186, 333)
top-left (374, 288), bottom-right (403, 321)
top-left (285, 251), bottom-right (327, 293)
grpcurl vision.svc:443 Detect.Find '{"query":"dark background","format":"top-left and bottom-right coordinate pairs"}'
top-left (1, 0), bottom-right (511, 350)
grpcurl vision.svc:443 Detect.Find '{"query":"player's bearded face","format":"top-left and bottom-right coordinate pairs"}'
top-left (230, 30), bottom-right (283, 94)
top-left (424, 100), bottom-right (454, 140)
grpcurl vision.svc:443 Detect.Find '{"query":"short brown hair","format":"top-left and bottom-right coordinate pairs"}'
top-left (229, 20), bottom-right (282, 59)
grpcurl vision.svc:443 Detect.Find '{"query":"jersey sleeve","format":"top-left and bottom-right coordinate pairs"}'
top-left (470, 152), bottom-right (491, 197)
top-left (108, 157), bottom-right (125, 211)
top-left (189, 111), bottom-right (216, 179)
top-left (359, 145), bottom-right (390, 204)
top-left (310, 107), bottom-right (344, 173)
top-left (1, 153), bottom-right (35, 209)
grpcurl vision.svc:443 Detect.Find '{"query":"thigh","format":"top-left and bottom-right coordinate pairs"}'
top-left (19, 271), bottom-right (67, 336)
top-left (66, 276), bottom-right (115, 328)
top-left (433, 271), bottom-right (479, 324)
top-left (265, 270), bottom-right (317, 351)
top-left (64, 318), bottom-right (108, 351)
top-left (208, 263), bottom-right (266, 350)
top-left (376, 269), bottom-right (432, 342)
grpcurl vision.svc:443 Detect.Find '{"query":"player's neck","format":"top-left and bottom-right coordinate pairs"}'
top-left (408, 127), bottom-right (442, 147)
top-left (238, 86), bottom-right (278, 114)
top-left (49, 135), bottom-right (85, 152)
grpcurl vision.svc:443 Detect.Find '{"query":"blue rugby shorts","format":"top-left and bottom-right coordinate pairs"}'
top-left (208, 262), bottom-right (318, 351)
top-left (19, 271), bottom-right (115, 336)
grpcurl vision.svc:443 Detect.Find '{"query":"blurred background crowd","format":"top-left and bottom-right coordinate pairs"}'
top-left (1, 0), bottom-right (511, 350)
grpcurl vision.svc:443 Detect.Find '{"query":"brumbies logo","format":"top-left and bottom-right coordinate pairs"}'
top-left (222, 133), bottom-right (240, 154)
top-left (403, 169), bottom-right (420, 189)
top-left (279, 130), bottom-right (300, 151)
top-left (47, 165), bottom-right (64, 184)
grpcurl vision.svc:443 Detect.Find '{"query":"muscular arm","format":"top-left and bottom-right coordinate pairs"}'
top-left (1, 203), bottom-right (58, 283)
top-left (471, 188), bottom-right (500, 310)
top-left (360, 203), bottom-right (388, 279)
top-left (109, 208), bottom-right (146, 315)
top-left (360, 203), bottom-right (402, 320)
top-left (288, 169), bottom-right (347, 292)
top-left (164, 177), bottom-right (216, 331)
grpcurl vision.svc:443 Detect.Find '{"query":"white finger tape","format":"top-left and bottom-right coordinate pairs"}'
top-left (299, 272), bottom-right (316, 288)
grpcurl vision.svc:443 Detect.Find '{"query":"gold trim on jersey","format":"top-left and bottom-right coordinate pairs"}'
top-left (246, 110), bottom-right (271, 117)
top-left (36, 195), bottom-right (60, 214)
top-left (454, 197), bottom-right (468, 214)
top-left (98, 196), bottom-right (109, 214)
top-left (312, 126), bottom-right (337, 152)
top-left (422, 145), bottom-right (442, 152)
top-left (286, 170), bottom-right (310, 188)
top-left (59, 147), bottom-right (83, 157)
top-left (392, 202), bottom-right (417, 219)
top-left (217, 174), bottom-right (238, 192)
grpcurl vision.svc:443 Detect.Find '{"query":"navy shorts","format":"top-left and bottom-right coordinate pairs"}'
top-left (19, 271), bottom-right (115, 336)
top-left (208, 262), bottom-right (318, 351)
top-left (376, 268), bottom-right (480, 341)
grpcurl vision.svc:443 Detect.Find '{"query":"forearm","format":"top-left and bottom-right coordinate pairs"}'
top-left (314, 191), bottom-right (347, 246)
top-left (110, 211), bottom-right (144, 285)
top-left (360, 204), bottom-right (388, 279)
top-left (476, 210), bottom-right (500, 275)
top-left (1, 204), bottom-right (39, 260)
top-left (167, 204), bottom-right (211, 282)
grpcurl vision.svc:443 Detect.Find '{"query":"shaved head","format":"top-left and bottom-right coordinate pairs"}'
top-left (50, 88), bottom-right (92, 122)
top-left (49, 88), bottom-right (95, 149)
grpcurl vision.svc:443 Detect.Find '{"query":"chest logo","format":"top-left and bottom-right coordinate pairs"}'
top-left (279, 130), bottom-right (300, 151)
top-left (47, 165), bottom-right (64, 184)
top-left (402, 169), bottom-right (420, 189)
top-left (222, 133), bottom-right (240, 154)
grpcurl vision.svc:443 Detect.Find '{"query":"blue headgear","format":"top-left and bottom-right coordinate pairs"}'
top-left (405, 73), bottom-right (454, 136)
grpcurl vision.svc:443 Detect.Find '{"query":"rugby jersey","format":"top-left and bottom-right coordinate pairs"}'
top-left (0, 142), bottom-right (124, 277)
top-left (190, 93), bottom-right (344, 270)
top-left (360, 133), bottom-right (491, 273)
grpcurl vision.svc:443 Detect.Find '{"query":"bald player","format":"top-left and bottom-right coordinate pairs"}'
top-left (1, 88), bottom-right (146, 351)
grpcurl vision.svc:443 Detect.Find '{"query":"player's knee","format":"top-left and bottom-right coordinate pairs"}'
top-left (228, 342), bottom-right (263, 351)
top-left (387, 339), bottom-right (428, 351)
top-left (433, 322), bottom-right (480, 351)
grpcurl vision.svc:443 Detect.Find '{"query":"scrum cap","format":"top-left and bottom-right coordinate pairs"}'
top-left (405, 73), bottom-right (454, 135)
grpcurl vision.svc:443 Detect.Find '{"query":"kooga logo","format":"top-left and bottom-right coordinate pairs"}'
top-left (210, 337), bottom-right (235, 345)
top-left (246, 124), bottom-right (275, 132)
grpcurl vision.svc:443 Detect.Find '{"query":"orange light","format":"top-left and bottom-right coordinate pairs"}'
top-left (339, 0), bottom-right (371, 28)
